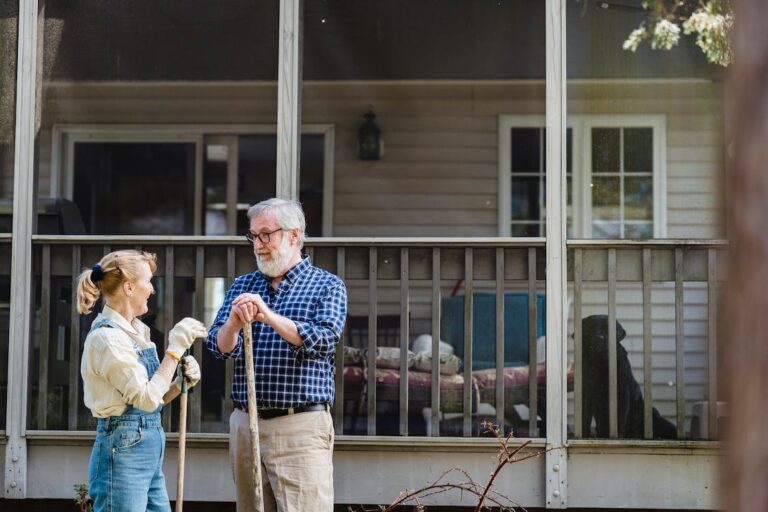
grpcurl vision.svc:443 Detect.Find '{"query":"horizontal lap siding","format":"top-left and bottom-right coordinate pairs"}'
top-left (35, 80), bottom-right (723, 241)
top-left (304, 83), bottom-right (519, 237)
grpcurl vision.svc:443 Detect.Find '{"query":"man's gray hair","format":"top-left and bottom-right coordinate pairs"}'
top-left (247, 198), bottom-right (306, 248)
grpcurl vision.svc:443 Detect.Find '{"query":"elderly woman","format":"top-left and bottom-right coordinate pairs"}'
top-left (76, 250), bottom-right (208, 512)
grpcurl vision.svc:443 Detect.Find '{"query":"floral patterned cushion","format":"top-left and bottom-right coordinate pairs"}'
top-left (342, 362), bottom-right (574, 417)
top-left (473, 362), bottom-right (575, 405)
top-left (342, 366), bottom-right (473, 413)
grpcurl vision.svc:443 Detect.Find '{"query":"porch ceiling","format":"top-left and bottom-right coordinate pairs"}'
top-left (41, 0), bottom-right (718, 82)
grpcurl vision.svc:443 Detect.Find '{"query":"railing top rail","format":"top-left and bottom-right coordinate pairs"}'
top-left (31, 235), bottom-right (547, 247)
top-left (30, 235), bottom-right (729, 248)
top-left (567, 239), bottom-right (729, 248)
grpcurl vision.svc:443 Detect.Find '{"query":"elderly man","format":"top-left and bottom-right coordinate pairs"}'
top-left (206, 198), bottom-right (347, 512)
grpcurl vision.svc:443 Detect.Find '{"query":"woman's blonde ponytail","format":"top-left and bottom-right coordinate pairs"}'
top-left (75, 250), bottom-right (157, 314)
top-left (76, 268), bottom-right (102, 314)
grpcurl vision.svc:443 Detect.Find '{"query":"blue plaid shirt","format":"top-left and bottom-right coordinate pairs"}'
top-left (205, 256), bottom-right (347, 410)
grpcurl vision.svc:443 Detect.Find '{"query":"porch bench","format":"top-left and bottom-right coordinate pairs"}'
top-left (340, 359), bottom-right (574, 436)
top-left (341, 364), bottom-right (476, 435)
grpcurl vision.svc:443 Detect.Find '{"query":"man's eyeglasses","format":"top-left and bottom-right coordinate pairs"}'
top-left (245, 228), bottom-right (288, 244)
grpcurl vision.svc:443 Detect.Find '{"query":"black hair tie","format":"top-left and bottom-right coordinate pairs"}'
top-left (91, 264), bottom-right (105, 283)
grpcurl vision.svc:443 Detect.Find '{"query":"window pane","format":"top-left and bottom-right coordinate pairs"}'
top-left (625, 222), bottom-right (653, 239)
top-left (592, 177), bottom-right (620, 221)
top-left (624, 128), bottom-right (653, 174)
top-left (299, 135), bottom-right (325, 237)
top-left (511, 128), bottom-right (540, 174)
top-left (592, 221), bottom-right (621, 239)
top-left (203, 143), bottom-right (229, 236)
top-left (73, 143), bottom-right (196, 235)
top-left (511, 224), bottom-right (540, 237)
top-left (511, 177), bottom-right (540, 221)
top-left (592, 128), bottom-right (620, 174)
top-left (625, 177), bottom-right (653, 221)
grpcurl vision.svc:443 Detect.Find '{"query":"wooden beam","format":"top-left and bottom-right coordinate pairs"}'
top-left (545, 0), bottom-right (568, 504)
top-left (4, 0), bottom-right (39, 498)
top-left (276, 0), bottom-right (303, 199)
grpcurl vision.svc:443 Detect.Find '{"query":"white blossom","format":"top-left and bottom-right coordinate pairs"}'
top-left (623, 27), bottom-right (646, 52)
top-left (623, 0), bottom-right (733, 66)
top-left (683, 4), bottom-right (733, 66)
top-left (651, 19), bottom-right (681, 50)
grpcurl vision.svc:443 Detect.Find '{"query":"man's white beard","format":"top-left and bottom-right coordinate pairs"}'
top-left (256, 235), bottom-right (294, 277)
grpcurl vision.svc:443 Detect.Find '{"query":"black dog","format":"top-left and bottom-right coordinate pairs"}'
top-left (581, 315), bottom-right (677, 439)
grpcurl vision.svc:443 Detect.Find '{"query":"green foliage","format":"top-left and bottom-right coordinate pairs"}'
top-left (623, 0), bottom-right (733, 66)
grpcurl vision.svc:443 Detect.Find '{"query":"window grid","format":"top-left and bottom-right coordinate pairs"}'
top-left (590, 127), bottom-right (654, 239)
top-left (509, 127), bottom-right (573, 237)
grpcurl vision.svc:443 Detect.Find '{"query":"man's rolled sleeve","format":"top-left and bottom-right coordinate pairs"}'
top-left (291, 282), bottom-right (347, 360)
top-left (205, 276), bottom-right (247, 360)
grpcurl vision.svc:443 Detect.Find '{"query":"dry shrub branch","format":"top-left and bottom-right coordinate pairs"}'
top-left (348, 421), bottom-right (552, 512)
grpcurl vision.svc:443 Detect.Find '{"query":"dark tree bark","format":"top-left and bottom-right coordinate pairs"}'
top-left (722, 0), bottom-right (768, 510)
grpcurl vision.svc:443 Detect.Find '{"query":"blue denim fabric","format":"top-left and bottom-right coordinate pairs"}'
top-left (87, 318), bottom-right (170, 512)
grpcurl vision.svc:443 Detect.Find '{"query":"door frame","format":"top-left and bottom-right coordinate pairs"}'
top-left (51, 124), bottom-right (336, 235)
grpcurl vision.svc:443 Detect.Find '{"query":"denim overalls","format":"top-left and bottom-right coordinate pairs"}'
top-left (87, 318), bottom-right (171, 512)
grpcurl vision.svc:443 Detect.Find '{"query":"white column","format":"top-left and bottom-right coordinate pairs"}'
top-left (545, 0), bottom-right (568, 507)
top-left (4, 0), bottom-right (39, 499)
top-left (276, 0), bottom-right (303, 200)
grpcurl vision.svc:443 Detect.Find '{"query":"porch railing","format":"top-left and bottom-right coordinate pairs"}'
top-left (568, 240), bottom-right (726, 441)
top-left (24, 236), bottom-right (725, 441)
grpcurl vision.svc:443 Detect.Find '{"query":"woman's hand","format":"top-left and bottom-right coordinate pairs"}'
top-left (173, 355), bottom-right (201, 391)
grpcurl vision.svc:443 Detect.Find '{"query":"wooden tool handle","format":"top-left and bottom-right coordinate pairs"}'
top-left (242, 321), bottom-right (264, 511)
top-left (175, 391), bottom-right (188, 512)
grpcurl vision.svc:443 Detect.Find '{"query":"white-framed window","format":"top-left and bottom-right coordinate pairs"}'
top-left (50, 124), bottom-right (336, 236)
top-left (498, 115), bottom-right (666, 238)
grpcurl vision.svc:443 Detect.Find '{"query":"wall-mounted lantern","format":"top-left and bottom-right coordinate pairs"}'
top-left (357, 109), bottom-right (383, 160)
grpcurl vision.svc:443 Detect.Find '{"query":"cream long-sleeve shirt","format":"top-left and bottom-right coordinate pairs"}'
top-left (81, 306), bottom-right (172, 418)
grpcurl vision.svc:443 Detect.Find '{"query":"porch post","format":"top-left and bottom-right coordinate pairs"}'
top-left (4, 0), bottom-right (39, 499)
top-left (276, 0), bottom-right (303, 200)
top-left (545, 0), bottom-right (568, 507)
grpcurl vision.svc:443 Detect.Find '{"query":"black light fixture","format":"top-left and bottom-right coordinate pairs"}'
top-left (357, 109), bottom-right (383, 161)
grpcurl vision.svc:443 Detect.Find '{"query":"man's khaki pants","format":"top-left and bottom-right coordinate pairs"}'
top-left (229, 408), bottom-right (334, 512)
